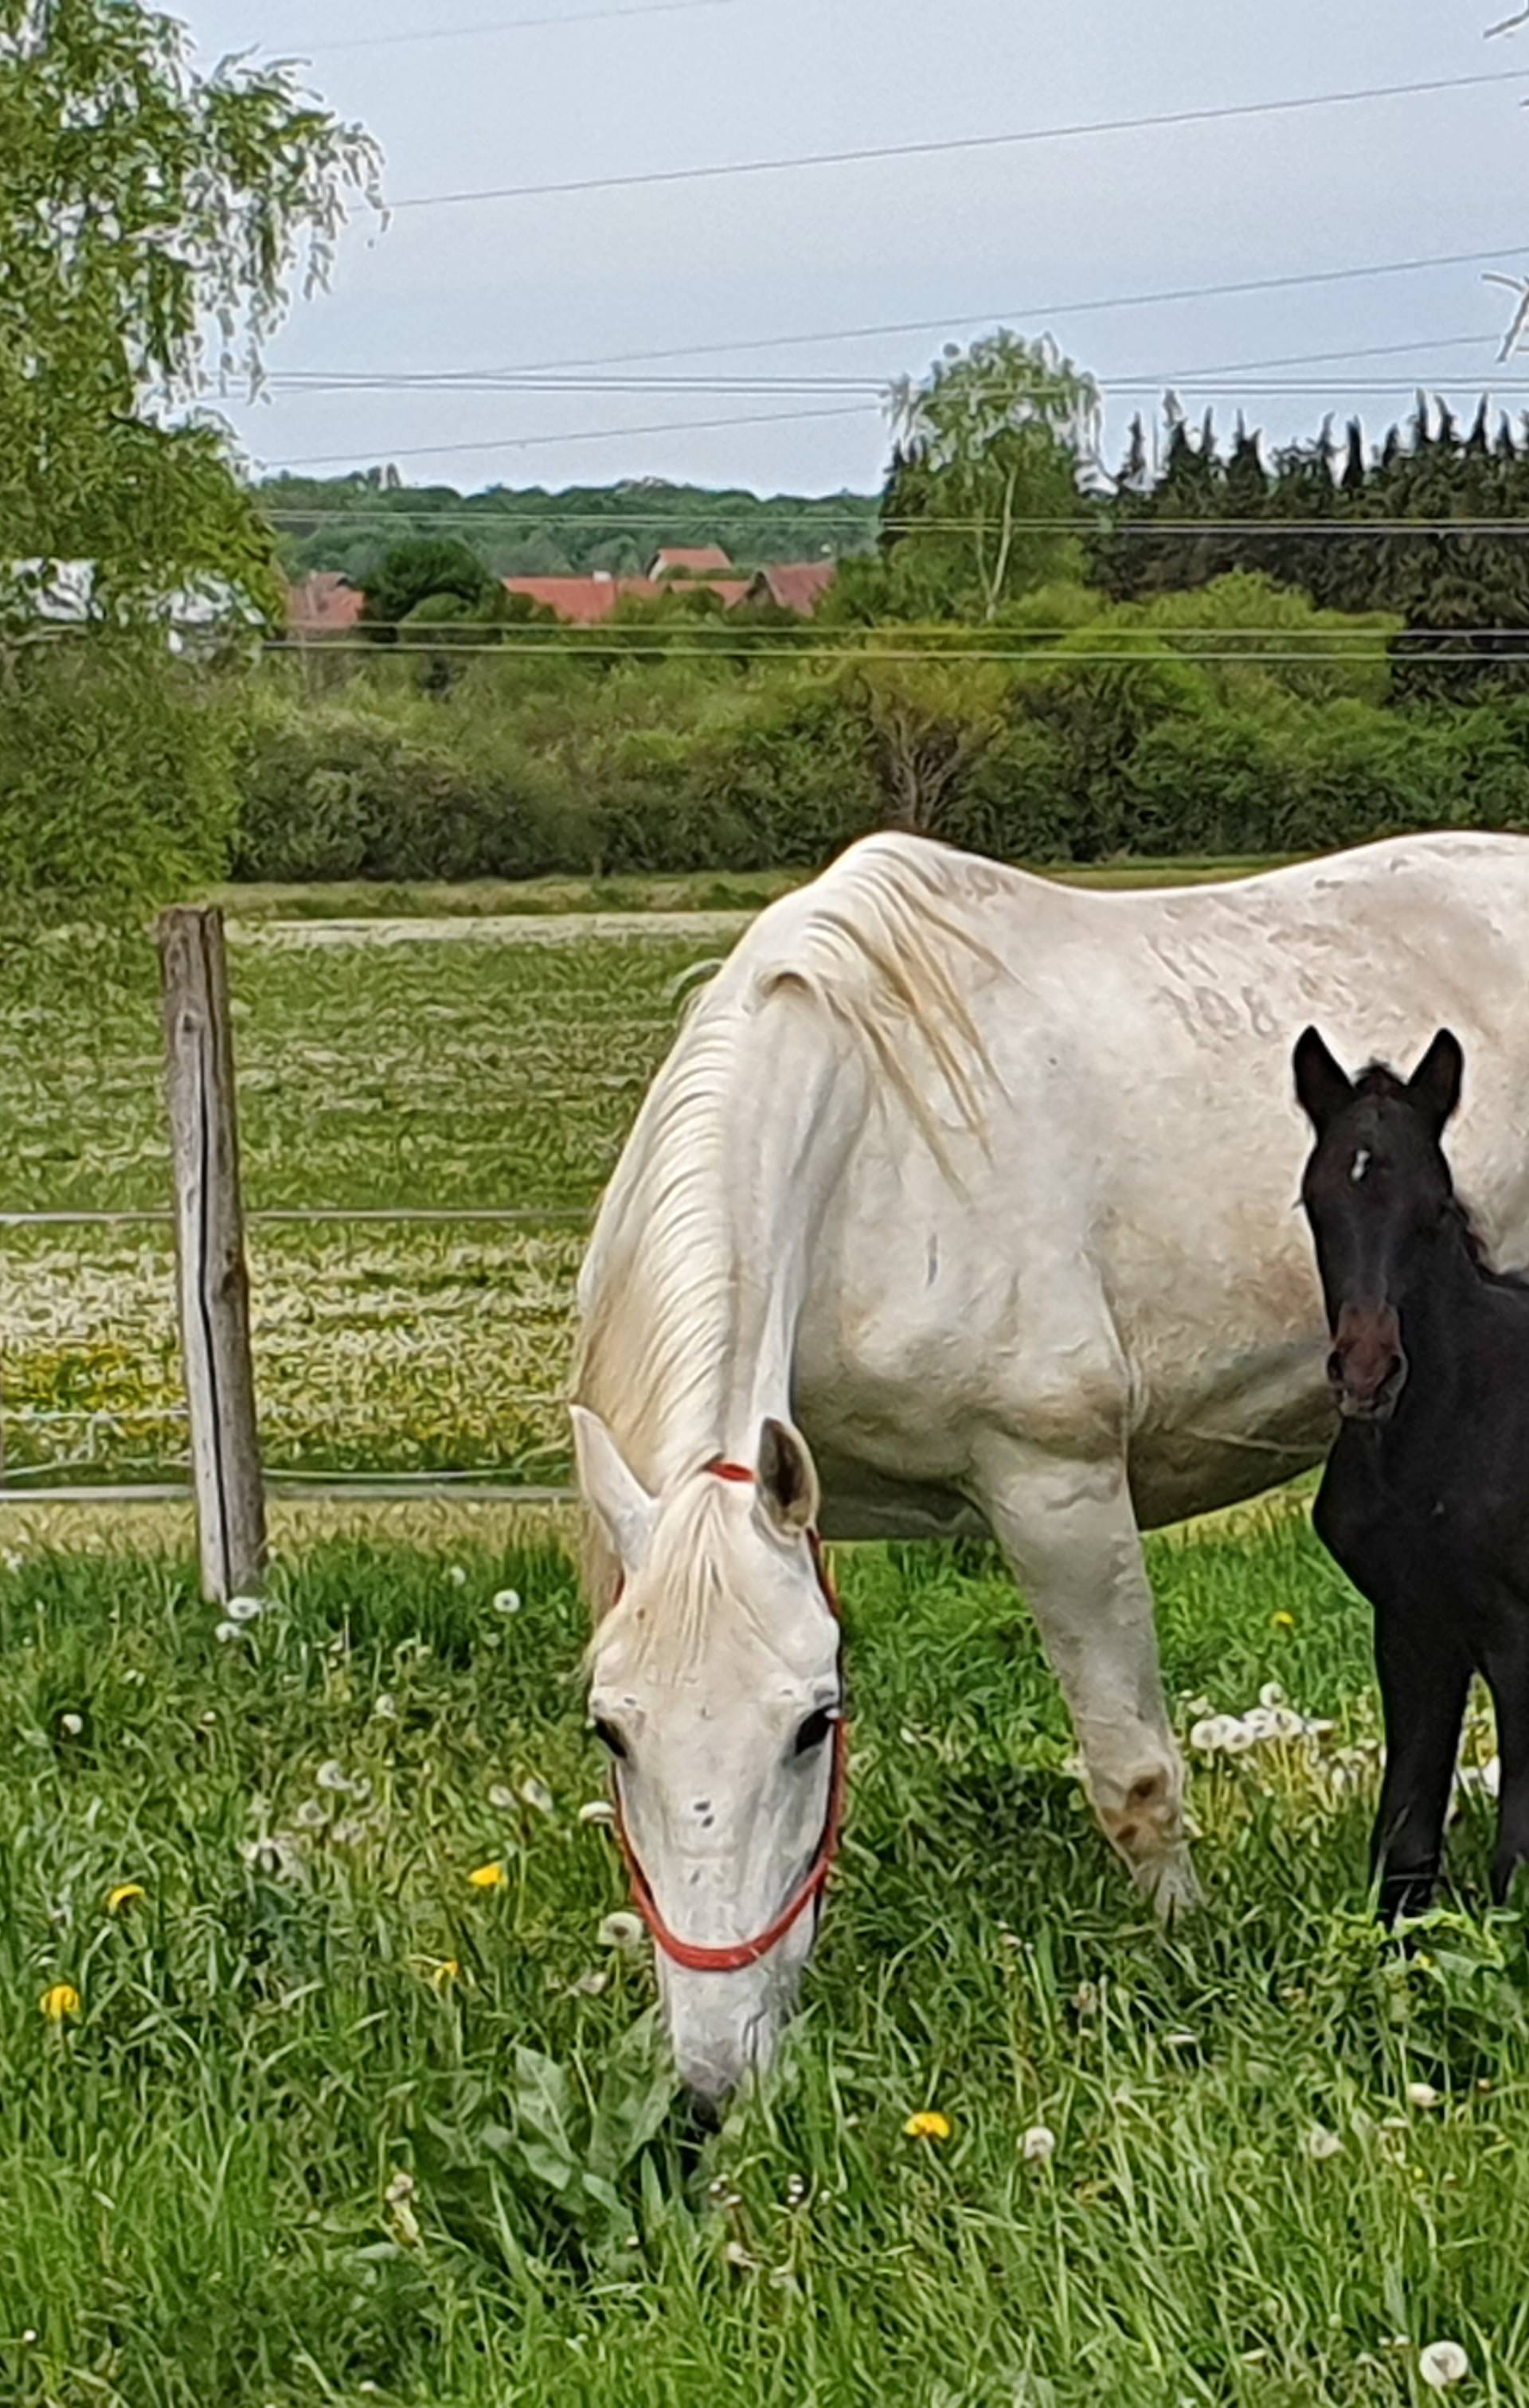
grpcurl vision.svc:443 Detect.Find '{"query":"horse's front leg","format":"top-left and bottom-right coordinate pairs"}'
top-left (1476, 1610), bottom-right (1529, 1904)
top-left (972, 1431), bottom-right (1198, 1919)
top-left (1369, 1592), bottom-right (1470, 1921)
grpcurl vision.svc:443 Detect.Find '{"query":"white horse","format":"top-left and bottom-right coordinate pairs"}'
top-left (572, 829), bottom-right (1529, 2101)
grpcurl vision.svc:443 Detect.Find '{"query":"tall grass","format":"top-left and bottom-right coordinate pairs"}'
top-left (0, 1515), bottom-right (1522, 2406)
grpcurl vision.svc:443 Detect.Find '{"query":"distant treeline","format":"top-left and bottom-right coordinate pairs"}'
top-left (1085, 395), bottom-right (1529, 698)
top-left (264, 474), bottom-right (880, 583)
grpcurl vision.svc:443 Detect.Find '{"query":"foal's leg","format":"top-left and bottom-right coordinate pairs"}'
top-left (1476, 1615), bottom-right (1529, 1902)
top-left (1371, 1597), bottom-right (1470, 1922)
top-left (973, 1433), bottom-right (1197, 1917)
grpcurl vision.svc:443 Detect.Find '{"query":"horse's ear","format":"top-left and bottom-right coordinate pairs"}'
top-left (757, 1417), bottom-right (819, 1537)
top-left (1292, 1026), bottom-right (1353, 1133)
top-left (570, 1405), bottom-right (657, 1574)
top-left (1407, 1028), bottom-right (1464, 1135)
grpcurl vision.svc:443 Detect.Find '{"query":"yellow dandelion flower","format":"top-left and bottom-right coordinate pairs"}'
top-left (429, 1958), bottom-right (461, 1990)
top-left (40, 1982), bottom-right (80, 2021)
top-left (467, 1862), bottom-right (505, 1890)
top-left (1272, 1611), bottom-right (1296, 1630)
top-left (903, 2109), bottom-right (951, 2141)
top-left (106, 1882), bottom-right (145, 1915)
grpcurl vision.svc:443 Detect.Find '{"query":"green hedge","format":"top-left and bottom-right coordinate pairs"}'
top-left (201, 576), bottom-right (1529, 882)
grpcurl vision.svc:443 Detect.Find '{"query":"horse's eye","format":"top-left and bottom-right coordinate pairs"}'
top-left (793, 1706), bottom-right (837, 1758)
top-left (592, 1717), bottom-right (629, 1761)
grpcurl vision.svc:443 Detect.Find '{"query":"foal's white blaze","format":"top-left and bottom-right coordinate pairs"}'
top-left (575, 1408), bottom-right (839, 2104)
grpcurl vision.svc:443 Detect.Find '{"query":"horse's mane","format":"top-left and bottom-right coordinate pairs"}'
top-left (573, 835), bottom-right (1003, 1616)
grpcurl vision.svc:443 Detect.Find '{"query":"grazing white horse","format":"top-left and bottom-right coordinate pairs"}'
top-left (573, 829), bottom-right (1529, 2101)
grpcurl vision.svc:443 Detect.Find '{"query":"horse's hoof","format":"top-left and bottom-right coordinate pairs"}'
top-left (1138, 1847), bottom-right (1201, 1925)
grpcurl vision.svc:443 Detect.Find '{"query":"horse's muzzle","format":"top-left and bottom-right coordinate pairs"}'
top-left (1328, 1300), bottom-right (1406, 1422)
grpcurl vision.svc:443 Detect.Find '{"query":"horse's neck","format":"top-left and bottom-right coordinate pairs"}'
top-left (584, 989), bottom-right (858, 1490)
top-left (1397, 1217), bottom-right (1488, 1386)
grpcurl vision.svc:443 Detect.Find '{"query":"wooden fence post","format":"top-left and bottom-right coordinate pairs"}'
top-left (157, 905), bottom-right (267, 1601)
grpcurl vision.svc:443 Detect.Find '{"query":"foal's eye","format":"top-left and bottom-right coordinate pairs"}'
top-left (793, 1706), bottom-right (837, 1758)
top-left (592, 1718), bottom-right (629, 1761)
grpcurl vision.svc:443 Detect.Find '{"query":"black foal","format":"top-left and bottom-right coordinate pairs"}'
top-left (1294, 1024), bottom-right (1529, 1918)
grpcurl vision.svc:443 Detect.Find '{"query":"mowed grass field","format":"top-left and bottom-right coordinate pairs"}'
top-left (2, 922), bottom-right (715, 1488)
top-left (0, 854), bottom-right (1295, 1495)
top-left (0, 1515), bottom-right (1523, 2407)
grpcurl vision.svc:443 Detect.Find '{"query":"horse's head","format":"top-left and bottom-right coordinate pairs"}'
top-left (572, 1407), bottom-right (843, 2107)
top-left (1293, 1024), bottom-right (1464, 1424)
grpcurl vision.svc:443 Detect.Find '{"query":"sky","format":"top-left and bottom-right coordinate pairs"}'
top-left (173, 0), bottom-right (1529, 497)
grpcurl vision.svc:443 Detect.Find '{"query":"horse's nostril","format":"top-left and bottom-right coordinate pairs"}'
top-left (1326, 1349), bottom-right (1344, 1386)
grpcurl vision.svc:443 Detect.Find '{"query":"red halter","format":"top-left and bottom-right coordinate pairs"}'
top-left (609, 1456), bottom-right (848, 1976)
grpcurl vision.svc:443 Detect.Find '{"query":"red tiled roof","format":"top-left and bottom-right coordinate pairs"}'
top-left (502, 574), bottom-right (659, 624)
top-left (651, 545), bottom-right (734, 576)
top-left (286, 570), bottom-right (365, 636)
top-left (748, 560), bottom-right (838, 615)
top-left (502, 572), bottom-right (753, 623)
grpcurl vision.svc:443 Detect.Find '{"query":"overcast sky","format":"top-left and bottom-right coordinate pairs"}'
top-left (174, 0), bottom-right (1529, 495)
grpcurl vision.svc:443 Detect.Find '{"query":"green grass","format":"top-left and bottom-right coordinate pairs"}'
top-left (0, 862), bottom-right (1296, 1494)
top-left (0, 1511), bottom-right (1520, 2407)
top-left (0, 928), bottom-right (718, 1487)
top-left (213, 854), bottom-right (1296, 922)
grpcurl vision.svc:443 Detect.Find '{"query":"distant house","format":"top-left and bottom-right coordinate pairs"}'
top-left (8, 557), bottom-right (264, 649)
top-left (286, 570), bottom-right (366, 639)
top-left (648, 544), bottom-right (735, 578)
top-left (501, 569), bottom-right (656, 625)
top-left (502, 546), bottom-right (836, 626)
top-left (743, 560), bottom-right (839, 616)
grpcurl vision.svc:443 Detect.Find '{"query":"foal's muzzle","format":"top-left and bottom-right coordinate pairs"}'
top-left (1328, 1300), bottom-right (1406, 1422)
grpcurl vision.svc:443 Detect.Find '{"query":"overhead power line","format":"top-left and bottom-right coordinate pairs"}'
top-left (262, 637), bottom-right (1529, 662)
top-left (278, 242), bottom-right (1529, 378)
top-left (262, 515), bottom-right (1529, 534)
top-left (264, 328), bottom-right (1504, 398)
top-left (307, 0), bottom-right (753, 53)
top-left (390, 68), bottom-right (1529, 214)
top-left (263, 384), bottom-right (1529, 470)
top-left (263, 402), bottom-right (877, 468)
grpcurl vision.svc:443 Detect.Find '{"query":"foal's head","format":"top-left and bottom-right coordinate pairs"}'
top-left (1293, 1026), bottom-right (1464, 1423)
top-left (572, 1408), bottom-right (843, 2107)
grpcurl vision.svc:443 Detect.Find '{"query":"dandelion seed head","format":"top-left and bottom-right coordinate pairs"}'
top-left (1022, 2124), bottom-right (1056, 2164)
top-left (1419, 2340), bottom-right (1471, 2389)
top-left (597, 1910), bottom-right (643, 1949)
top-left (579, 1799), bottom-right (615, 1825)
top-left (519, 1777), bottom-right (554, 1817)
top-left (493, 1589), bottom-right (522, 1615)
top-left (58, 1712), bottom-right (83, 1738)
top-left (1407, 2082), bottom-right (1443, 2109)
top-left (1306, 2125), bottom-right (1343, 2161)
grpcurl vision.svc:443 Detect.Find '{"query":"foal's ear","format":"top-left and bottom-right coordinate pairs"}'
top-left (1292, 1026), bottom-right (1353, 1132)
top-left (1406, 1028), bottom-right (1464, 1135)
top-left (757, 1417), bottom-right (820, 1538)
top-left (570, 1405), bottom-right (657, 1574)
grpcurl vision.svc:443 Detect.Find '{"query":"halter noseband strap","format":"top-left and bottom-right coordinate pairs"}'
top-left (608, 1453), bottom-right (848, 1977)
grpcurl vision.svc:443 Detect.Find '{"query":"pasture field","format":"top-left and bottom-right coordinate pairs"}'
top-left (1, 924), bottom-right (719, 1490)
top-left (0, 1508), bottom-right (1523, 2408)
top-left (0, 854), bottom-right (1293, 1497)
